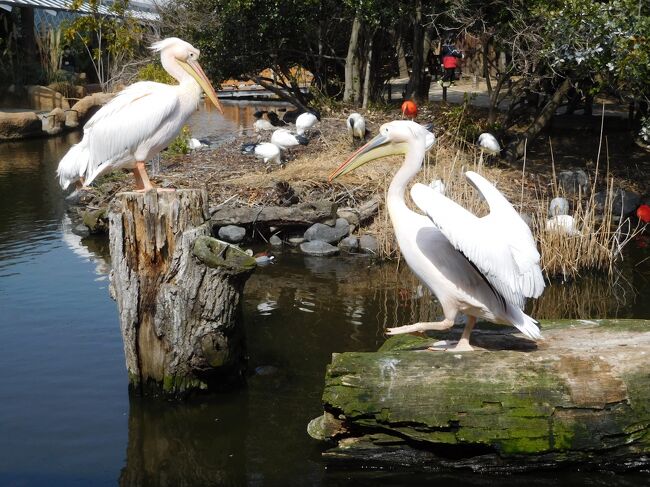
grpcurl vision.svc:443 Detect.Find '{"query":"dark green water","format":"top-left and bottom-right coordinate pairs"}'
top-left (1, 107), bottom-right (649, 486)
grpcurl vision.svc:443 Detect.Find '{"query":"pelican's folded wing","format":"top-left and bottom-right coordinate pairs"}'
top-left (83, 82), bottom-right (180, 184)
top-left (411, 175), bottom-right (544, 310)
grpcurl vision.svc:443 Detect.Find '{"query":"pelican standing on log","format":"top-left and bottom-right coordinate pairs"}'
top-left (330, 121), bottom-right (545, 351)
top-left (56, 37), bottom-right (223, 192)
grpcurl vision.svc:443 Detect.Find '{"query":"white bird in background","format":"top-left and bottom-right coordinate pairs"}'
top-left (271, 128), bottom-right (309, 150)
top-left (478, 132), bottom-right (501, 155)
top-left (253, 111), bottom-right (275, 132)
top-left (188, 138), bottom-right (208, 150)
top-left (346, 112), bottom-right (366, 142)
top-left (330, 121), bottom-right (544, 351)
top-left (295, 110), bottom-right (320, 136)
top-left (429, 179), bottom-right (445, 194)
top-left (241, 142), bottom-right (282, 166)
top-left (546, 197), bottom-right (579, 235)
top-left (56, 37), bottom-right (223, 192)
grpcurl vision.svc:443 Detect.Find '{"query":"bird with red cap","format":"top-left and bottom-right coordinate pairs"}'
top-left (637, 204), bottom-right (650, 223)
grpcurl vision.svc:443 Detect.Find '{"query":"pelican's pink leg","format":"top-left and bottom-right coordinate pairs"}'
top-left (450, 316), bottom-right (475, 352)
top-left (133, 161), bottom-right (155, 191)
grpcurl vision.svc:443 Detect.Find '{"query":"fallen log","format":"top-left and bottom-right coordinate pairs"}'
top-left (210, 200), bottom-right (337, 228)
top-left (109, 189), bottom-right (255, 397)
top-left (308, 319), bottom-right (650, 472)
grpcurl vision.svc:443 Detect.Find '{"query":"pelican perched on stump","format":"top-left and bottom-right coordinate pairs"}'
top-left (330, 121), bottom-right (544, 351)
top-left (56, 37), bottom-right (223, 192)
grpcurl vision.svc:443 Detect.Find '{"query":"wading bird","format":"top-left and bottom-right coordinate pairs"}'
top-left (271, 128), bottom-right (309, 150)
top-left (57, 37), bottom-right (222, 192)
top-left (296, 110), bottom-right (319, 136)
top-left (330, 121), bottom-right (544, 351)
top-left (346, 113), bottom-right (366, 143)
top-left (241, 141), bottom-right (282, 166)
top-left (401, 100), bottom-right (418, 119)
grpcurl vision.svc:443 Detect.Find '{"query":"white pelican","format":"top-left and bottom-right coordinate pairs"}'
top-left (271, 128), bottom-right (309, 150)
top-left (330, 121), bottom-right (544, 351)
top-left (56, 37), bottom-right (222, 191)
top-left (346, 113), bottom-right (366, 142)
top-left (295, 111), bottom-right (319, 136)
top-left (241, 142), bottom-right (281, 166)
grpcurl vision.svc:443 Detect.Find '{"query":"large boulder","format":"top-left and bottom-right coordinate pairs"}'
top-left (557, 169), bottom-right (589, 195)
top-left (65, 92), bottom-right (114, 128)
top-left (211, 201), bottom-right (337, 228)
top-left (27, 85), bottom-right (70, 111)
top-left (218, 225), bottom-right (246, 243)
top-left (0, 111), bottom-right (42, 140)
top-left (594, 188), bottom-right (641, 217)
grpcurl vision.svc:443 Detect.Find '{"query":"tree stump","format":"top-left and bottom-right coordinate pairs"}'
top-left (308, 319), bottom-right (650, 472)
top-left (109, 189), bottom-right (256, 397)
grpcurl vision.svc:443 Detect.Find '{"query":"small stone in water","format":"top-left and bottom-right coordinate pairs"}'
top-left (269, 235), bottom-right (282, 246)
top-left (288, 237), bottom-right (305, 245)
top-left (304, 218), bottom-right (349, 244)
top-left (359, 235), bottom-right (379, 254)
top-left (300, 240), bottom-right (339, 256)
top-left (218, 225), bottom-right (246, 243)
top-left (73, 224), bottom-right (90, 238)
top-left (339, 236), bottom-right (359, 252)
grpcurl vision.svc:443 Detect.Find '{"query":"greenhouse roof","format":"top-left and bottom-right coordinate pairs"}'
top-left (0, 0), bottom-right (160, 22)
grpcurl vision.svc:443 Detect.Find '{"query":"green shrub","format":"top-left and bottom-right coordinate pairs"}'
top-left (136, 62), bottom-right (174, 84)
top-left (166, 125), bottom-right (191, 155)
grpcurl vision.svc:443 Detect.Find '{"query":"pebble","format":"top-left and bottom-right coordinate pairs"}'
top-left (300, 240), bottom-right (339, 256)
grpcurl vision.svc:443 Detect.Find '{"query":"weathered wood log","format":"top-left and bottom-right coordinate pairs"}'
top-left (109, 189), bottom-right (256, 397)
top-left (210, 200), bottom-right (337, 228)
top-left (309, 320), bottom-right (650, 472)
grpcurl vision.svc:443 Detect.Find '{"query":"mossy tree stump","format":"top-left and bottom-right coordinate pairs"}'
top-left (109, 189), bottom-right (256, 397)
top-left (308, 320), bottom-right (650, 472)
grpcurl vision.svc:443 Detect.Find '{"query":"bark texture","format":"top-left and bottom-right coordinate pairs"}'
top-left (109, 189), bottom-right (255, 397)
top-left (309, 319), bottom-right (650, 472)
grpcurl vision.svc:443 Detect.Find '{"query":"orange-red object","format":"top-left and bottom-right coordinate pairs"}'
top-left (637, 204), bottom-right (650, 223)
top-left (401, 100), bottom-right (418, 119)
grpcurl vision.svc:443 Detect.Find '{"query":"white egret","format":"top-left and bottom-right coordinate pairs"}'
top-left (56, 37), bottom-right (222, 192)
top-left (346, 113), bottom-right (366, 142)
top-left (478, 133), bottom-right (501, 155)
top-left (330, 121), bottom-right (544, 351)
top-left (295, 111), bottom-right (319, 136)
top-left (271, 128), bottom-right (309, 150)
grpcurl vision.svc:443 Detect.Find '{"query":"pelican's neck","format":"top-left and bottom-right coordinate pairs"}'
top-left (387, 142), bottom-right (425, 219)
top-left (160, 51), bottom-right (202, 97)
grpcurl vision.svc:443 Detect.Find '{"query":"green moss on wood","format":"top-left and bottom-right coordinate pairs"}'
top-left (193, 236), bottom-right (256, 272)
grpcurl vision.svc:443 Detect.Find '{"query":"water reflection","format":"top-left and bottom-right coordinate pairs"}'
top-left (60, 214), bottom-right (111, 279)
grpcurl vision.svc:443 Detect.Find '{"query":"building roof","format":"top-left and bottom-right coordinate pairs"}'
top-left (0, 0), bottom-right (160, 22)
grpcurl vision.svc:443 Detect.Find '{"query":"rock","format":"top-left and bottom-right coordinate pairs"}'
top-left (359, 235), bottom-right (379, 254)
top-left (288, 237), bottom-right (305, 246)
top-left (218, 225), bottom-right (246, 243)
top-left (549, 197), bottom-right (569, 216)
top-left (211, 201), bottom-right (337, 228)
top-left (42, 107), bottom-right (66, 135)
top-left (557, 170), bottom-right (588, 195)
top-left (338, 236), bottom-right (359, 252)
top-left (269, 235), bottom-right (283, 246)
top-left (337, 208), bottom-right (360, 227)
top-left (595, 188), bottom-right (641, 217)
top-left (65, 92), bottom-right (114, 128)
top-left (309, 319), bottom-right (650, 473)
top-left (82, 207), bottom-right (109, 234)
top-left (73, 224), bottom-right (90, 238)
top-left (300, 240), bottom-right (339, 256)
top-left (304, 218), bottom-right (350, 244)
top-left (26, 85), bottom-right (70, 111)
top-left (0, 111), bottom-right (42, 140)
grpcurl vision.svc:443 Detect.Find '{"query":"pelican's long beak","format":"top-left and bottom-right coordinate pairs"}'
top-left (180, 58), bottom-right (223, 114)
top-left (329, 134), bottom-right (407, 181)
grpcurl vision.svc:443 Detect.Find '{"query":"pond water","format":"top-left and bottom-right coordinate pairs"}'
top-left (0, 102), bottom-right (649, 486)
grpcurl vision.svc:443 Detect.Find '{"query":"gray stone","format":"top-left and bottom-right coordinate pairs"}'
top-left (211, 200), bottom-right (337, 227)
top-left (359, 235), bottom-right (379, 254)
top-left (269, 235), bottom-right (283, 246)
top-left (73, 224), bottom-right (90, 237)
top-left (595, 188), bottom-right (641, 217)
top-left (288, 237), bottom-right (305, 246)
top-left (0, 111), bottom-right (42, 140)
top-left (300, 240), bottom-right (339, 256)
top-left (337, 208), bottom-right (360, 227)
top-left (338, 236), bottom-right (359, 252)
top-left (218, 225), bottom-right (246, 243)
top-left (304, 218), bottom-right (350, 244)
top-left (557, 170), bottom-right (589, 195)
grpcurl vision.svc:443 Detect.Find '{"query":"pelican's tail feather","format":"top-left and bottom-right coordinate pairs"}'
top-left (56, 141), bottom-right (90, 190)
top-left (507, 304), bottom-right (542, 340)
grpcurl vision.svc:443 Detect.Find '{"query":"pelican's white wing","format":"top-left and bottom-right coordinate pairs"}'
top-left (410, 171), bottom-right (544, 309)
top-left (83, 81), bottom-right (180, 185)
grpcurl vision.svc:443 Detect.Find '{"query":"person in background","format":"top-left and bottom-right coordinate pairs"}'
top-left (440, 37), bottom-right (463, 85)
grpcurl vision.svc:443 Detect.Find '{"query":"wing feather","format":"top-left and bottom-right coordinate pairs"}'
top-left (411, 173), bottom-right (544, 310)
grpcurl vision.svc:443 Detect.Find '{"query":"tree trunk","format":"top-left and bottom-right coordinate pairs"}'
top-left (18, 7), bottom-right (37, 83)
top-left (395, 31), bottom-right (409, 79)
top-left (504, 78), bottom-right (572, 162)
top-left (308, 319), bottom-right (650, 472)
top-left (406, 0), bottom-right (425, 102)
top-left (344, 14), bottom-right (362, 104)
top-left (361, 33), bottom-right (374, 110)
top-left (109, 189), bottom-right (256, 398)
